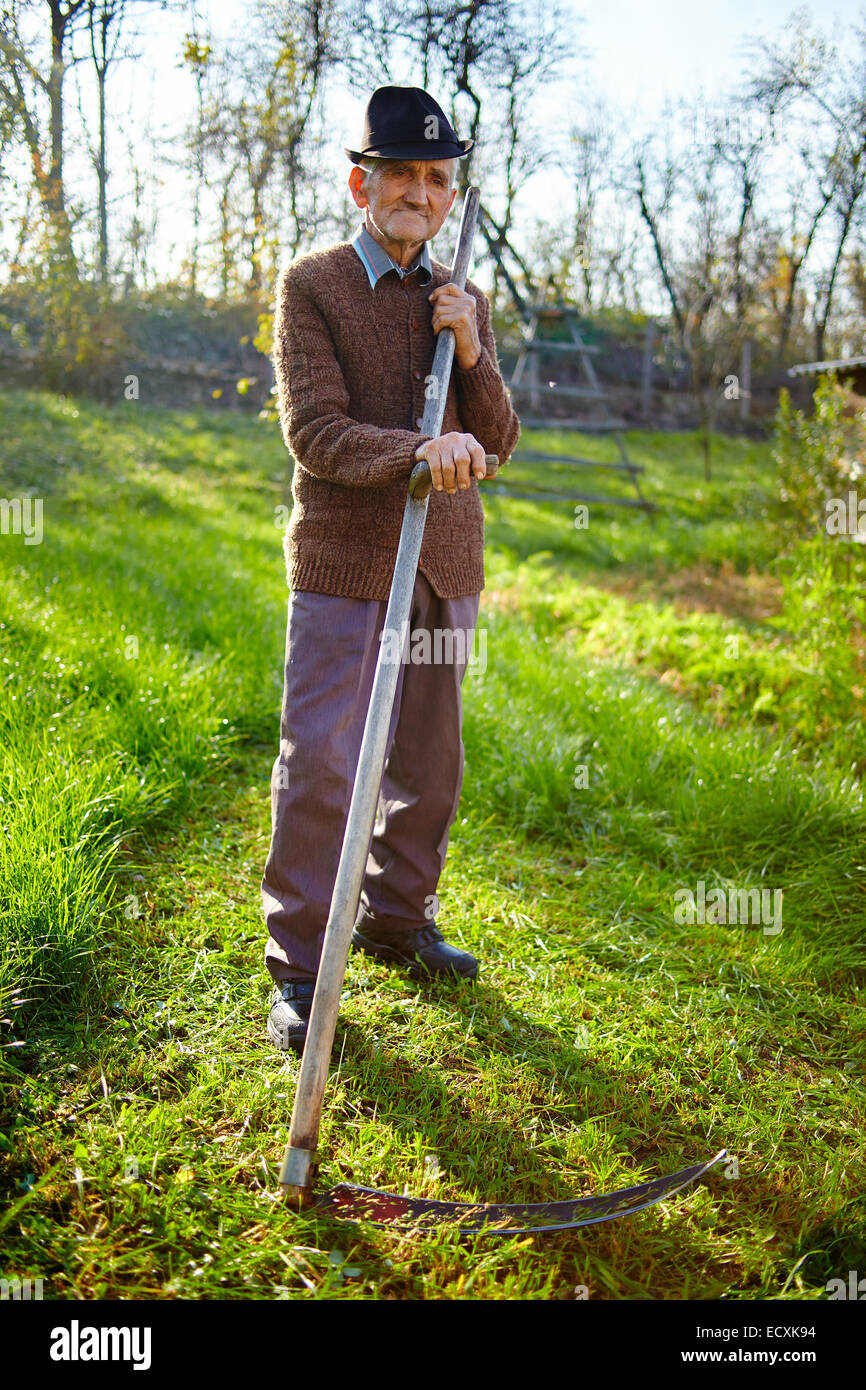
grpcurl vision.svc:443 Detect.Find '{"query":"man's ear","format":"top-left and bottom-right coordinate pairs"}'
top-left (446, 186), bottom-right (457, 213)
top-left (348, 166), bottom-right (368, 210)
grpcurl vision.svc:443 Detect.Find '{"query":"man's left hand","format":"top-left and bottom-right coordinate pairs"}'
top-left (429, 283), bottom-right (481, 370)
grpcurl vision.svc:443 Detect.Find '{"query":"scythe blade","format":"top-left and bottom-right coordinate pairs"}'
top-left (310, 1148), bottom-right (727, 1235)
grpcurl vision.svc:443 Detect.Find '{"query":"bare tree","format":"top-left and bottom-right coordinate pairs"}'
top-left (557, 105), bottom-right (643, 314)
top-left (86, 0), bottom-right (122, 281)
top-left (179, 19), bottom-right (211, 297)
top-left (73, 0), bottom-right (163, 282)
top-left (631, 122), bottom-right (685, 337)
top-left (215, 153), bottom-right (241, 298)
top-left (118, 136), bottom-right (156, 288)
top-left (219, 2), bottom-right (333, 290)
top-left (179, 1), bottom-right (340, 296)
top-left (844, 245), bottom-right (866, 330)
top-left (814, 138), bottom-right (866, 360)
top-left (712, 111), bottom-right (774, 338)
top-left (628, 96), bottom-right (775, 477)
top-left (477, 27), bottom-right (564, 314)
top-left (771, 145), bottom-right (838, 363)
top-left (744, 11), bottom-right (866, 359)
top-left (342, 0), bottom-right (572, 307)
top-left (0, 0), bottom-right (88, 256)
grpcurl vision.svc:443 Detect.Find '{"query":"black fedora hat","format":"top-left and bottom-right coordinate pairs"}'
top-left (345, 86), bottom-right (473, 163)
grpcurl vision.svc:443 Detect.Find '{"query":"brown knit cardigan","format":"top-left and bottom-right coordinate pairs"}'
top-left (272, 241), bottom-right (520, 600)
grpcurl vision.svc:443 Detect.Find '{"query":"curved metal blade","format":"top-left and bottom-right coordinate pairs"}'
top-left (315, 1148), bottom-right (727, 1234)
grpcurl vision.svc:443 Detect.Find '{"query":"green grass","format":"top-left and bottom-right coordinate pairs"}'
top-left (1, 388), bottom-right (864, 1300)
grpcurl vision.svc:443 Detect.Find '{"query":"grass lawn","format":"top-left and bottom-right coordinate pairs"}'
top-left (1, 387), bottom-right (864, 1300)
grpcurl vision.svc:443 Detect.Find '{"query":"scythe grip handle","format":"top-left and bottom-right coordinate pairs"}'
top-left (409, 453), bottom-right (499, 500)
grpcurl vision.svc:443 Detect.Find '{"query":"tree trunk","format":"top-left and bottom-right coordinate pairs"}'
top-left (689, 348), bottom-right (712, 481)
top-left (92, 3), bottom-right (110, 285)
top-left (776, 184), bottom-right (834, 364)
top-left (815, 200), bottom-right (857, 360)
top-left (47, 0), bottom-right (65, 219)
top-left (635, 158), bottom-right (684, 337)
top-left (94, 58), bottom-right (108, 280)
top-left (219, 172), bottom-right (236, 299)
top-left (45, 0), bottom-right (83, 261)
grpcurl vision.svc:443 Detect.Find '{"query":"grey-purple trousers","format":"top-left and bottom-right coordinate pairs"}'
top-left (261, 571), bottom-right (480, 982)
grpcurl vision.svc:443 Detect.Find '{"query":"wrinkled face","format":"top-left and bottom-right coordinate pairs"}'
top-left (349, 158), bottom-right (458, 246)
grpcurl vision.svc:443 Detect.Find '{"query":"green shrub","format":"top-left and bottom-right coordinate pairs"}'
top-left (1, 238), bottom-right (133, 399)
top-left (773, 374), bottom-right (865, 533)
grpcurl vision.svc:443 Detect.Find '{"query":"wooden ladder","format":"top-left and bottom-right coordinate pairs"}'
top-left (502, 304), bottom-right (654, 513)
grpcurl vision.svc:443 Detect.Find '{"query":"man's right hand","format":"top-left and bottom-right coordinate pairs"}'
top-left (415, 432), bottom-right (487, 495)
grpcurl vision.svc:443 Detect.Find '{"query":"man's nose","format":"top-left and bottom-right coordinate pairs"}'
top-left (402, 177), bottom-right (428, 207)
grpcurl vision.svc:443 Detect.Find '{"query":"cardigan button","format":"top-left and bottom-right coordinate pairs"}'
top-left (415, 417), bottom-right (423, 429)
top-left (413, 369), bottom-right (422, 380)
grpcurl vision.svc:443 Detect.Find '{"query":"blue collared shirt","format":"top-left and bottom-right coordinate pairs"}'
top-left (351, 222), bottom-right (433, 289)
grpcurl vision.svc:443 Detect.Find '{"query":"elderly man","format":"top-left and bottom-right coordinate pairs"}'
top-left (261, 86), bottom-right (520, 1053)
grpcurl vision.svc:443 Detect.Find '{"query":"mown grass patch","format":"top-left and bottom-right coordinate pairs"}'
top-left (1, 389), bottom-right (864, 1300)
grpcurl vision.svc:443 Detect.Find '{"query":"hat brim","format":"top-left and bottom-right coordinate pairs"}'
top-left (346, 139), bottom-right (473, 163)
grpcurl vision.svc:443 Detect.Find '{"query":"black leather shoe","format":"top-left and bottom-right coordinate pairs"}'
top-left (267, 980), bottom-right (315, 1053)
top-left (352, 909), bottom-right (478, 981)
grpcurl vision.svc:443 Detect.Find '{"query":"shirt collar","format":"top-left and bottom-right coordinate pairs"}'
top-left (351, 223), bottom-right (432, 289)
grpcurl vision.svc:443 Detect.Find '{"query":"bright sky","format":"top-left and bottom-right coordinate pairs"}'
top-left (577, 0), bottom-right (859, 115)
